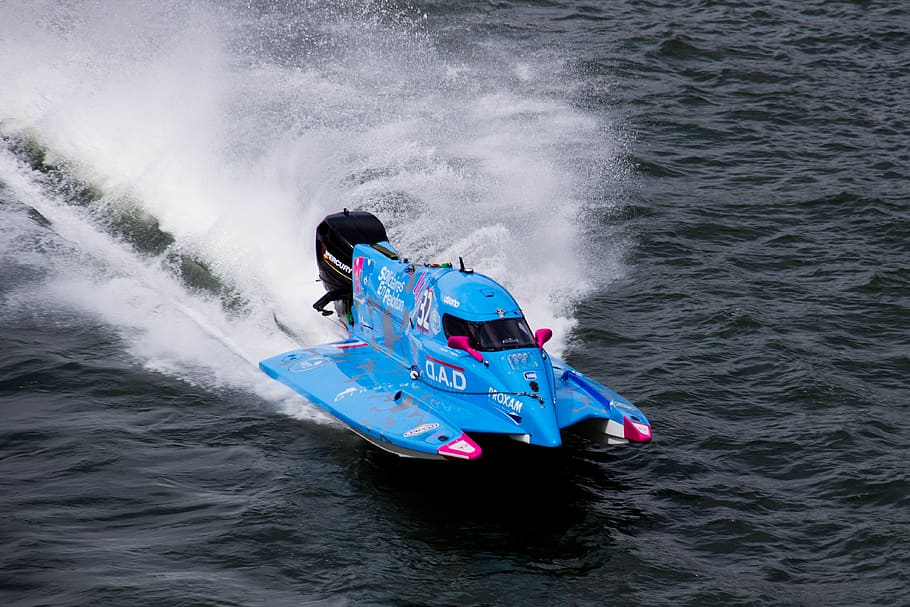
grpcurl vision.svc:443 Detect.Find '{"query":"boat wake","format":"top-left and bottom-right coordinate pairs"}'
top-left (0, 0), bottom-right (627, 416)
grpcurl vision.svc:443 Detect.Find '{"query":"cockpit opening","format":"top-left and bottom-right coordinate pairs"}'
top-left (443, 314), bottom-right (536, 352)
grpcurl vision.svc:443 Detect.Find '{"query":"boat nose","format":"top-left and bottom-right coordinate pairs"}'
top-left (526, 404), bottom-right (563, 447)
top-left (529, 430), bottom-right (562, 448)
top-left (521, 369), bottom-right (561, 447)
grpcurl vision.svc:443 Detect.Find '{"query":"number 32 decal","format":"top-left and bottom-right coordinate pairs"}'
top-left (414, 289), bottom-right (434, 333)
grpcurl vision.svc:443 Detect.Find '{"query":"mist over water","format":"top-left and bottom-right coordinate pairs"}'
top-left (0, 0), bottom-right (621, 393)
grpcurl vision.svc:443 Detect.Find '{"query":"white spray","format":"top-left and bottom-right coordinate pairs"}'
top-left (0, 1), bottom-right (626, 412)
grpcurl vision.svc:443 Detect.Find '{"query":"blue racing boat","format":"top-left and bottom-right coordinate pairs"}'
top-left (259, 210), bottom-right (652, 460)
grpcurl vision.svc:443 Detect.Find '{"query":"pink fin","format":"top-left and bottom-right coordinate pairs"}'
top-left (437, 433), bottom-right (482, 460)
top-left (623, 416), bottom-right (652, 442)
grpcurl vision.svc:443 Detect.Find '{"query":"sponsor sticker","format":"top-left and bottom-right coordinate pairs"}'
top-left (447, 439), bottom-right (476, 454)
top-left (442, 295), bottom-right (460, 308)
top-left (323, 250), bottom-right (352, 275)
top-left (403, 422), bottom-right (440, 438)
top-left (425, 356), bottom-right (467, 391)
top-left (289, 356), bottom-right (329, 373)
top-left (633, 422), bottom-right (651, 436)
top-left (488, 388), bottom-right (523, 414)
top-left (376, 266), bottom-right (406, 312)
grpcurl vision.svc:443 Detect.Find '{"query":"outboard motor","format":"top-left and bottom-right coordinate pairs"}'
top-left (314, 209), bottom-right (389, 322)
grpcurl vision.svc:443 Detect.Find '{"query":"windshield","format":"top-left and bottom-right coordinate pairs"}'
top-left (443, 315), bottom-right (536, 351)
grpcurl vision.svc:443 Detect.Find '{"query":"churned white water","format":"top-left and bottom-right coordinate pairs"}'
top-left (0, 0), bottom-right (626, 407)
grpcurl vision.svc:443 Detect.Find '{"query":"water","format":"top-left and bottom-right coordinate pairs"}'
top-left (1, 1), bottom-right (908, 605)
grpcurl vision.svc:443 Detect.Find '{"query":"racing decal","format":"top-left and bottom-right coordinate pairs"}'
top-left (506, 351), bottom-right (540, 370)
top-left (630, 421), bottom-right (651, 436)
top-left (336, 341), bottom-right (368, 349)
top-left (412, 271), bottom-right (429, 296)
top-left (424, 355), bottom-right (466, 391)
top-left (334, 387), bottom-right (359, 402)
top-left (623, 416), bottom-right (652, 442)
top-left (289, 356), bottom-right (330, 372)
top-left (438, 434), bottom-right (481, 460)
top-left (523, 371), bottom-right (537, 380)
top-left (442, 295), bottom-right (460, 308)
top-left (446, 440), bottom-right (475, 454)
top-left (414, 288), bottom-right (435, 333)
top-left (403, 422), bottom-right (440, 438)
top-left (357, 257), bottom-right (373, 293)
top-left (488, 388), bottom-right (523, 414)
top-left (278, 351), bottom-right (304, 366)
top-left (353, 257), bottom-right (365, 294)
top-left (323, 249), bottom-right (352, 276)
top-left (376, 266), bottom-right (406, 312)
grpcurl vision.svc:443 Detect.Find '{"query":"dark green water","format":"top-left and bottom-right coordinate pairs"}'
top-left (1, 1), bottom-right (908, 605)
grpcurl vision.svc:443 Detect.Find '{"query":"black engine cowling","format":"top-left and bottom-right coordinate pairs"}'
top-left (314, 209), bottom-right (388, 320)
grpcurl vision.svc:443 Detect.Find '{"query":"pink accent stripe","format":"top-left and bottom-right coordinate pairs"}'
top-left (353, 257), bottom-right (365, 293)
top-left (412, 272), bottom-right (428, 295)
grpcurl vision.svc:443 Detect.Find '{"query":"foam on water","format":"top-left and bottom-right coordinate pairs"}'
top-left (0, 147), bottom-right (318, 418)
top-left (0, 0), bottom-right (625, 403)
